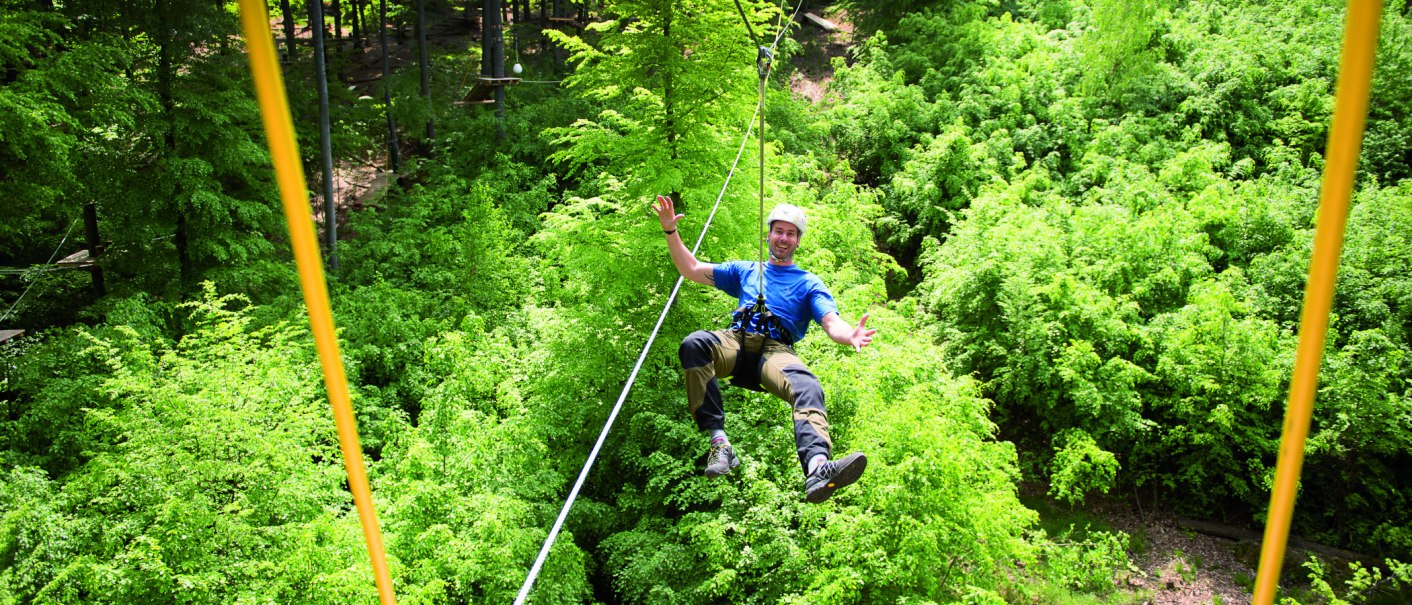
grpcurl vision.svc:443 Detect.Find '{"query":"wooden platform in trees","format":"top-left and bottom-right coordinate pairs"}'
top-left (802, 13), bottom-right (839, 32)
top-left (0, 329), bottom-right (23, 344)
top-left (456, 77), bottom-right (521, 105)
top-left (56, 249), bottom-right (95, 269)
top-left (547, 16), bottom-right (583, 28)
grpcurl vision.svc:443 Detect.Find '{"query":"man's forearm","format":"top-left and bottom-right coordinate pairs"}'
top-left (825, 317), bottom-right (854, 346)
top-left (666, 230), bottom-right (713, 285)
top-left (665, 231), bottom-right (692, 274)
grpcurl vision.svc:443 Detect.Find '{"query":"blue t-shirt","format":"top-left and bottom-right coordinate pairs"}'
top-left (713, 261), bottom-right (838, 343)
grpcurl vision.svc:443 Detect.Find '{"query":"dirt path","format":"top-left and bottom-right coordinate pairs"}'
top-left (270, 9), bottom-right (489, 231)
top-left (1103, 506), bottom-right (1257, 604)
top-left (787, 4), bottom-right (856, 103)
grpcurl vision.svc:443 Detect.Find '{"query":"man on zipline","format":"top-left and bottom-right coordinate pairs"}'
top-left (653, 195), bottom-right (876, 503)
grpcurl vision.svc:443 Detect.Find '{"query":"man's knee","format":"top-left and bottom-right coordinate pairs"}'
top-left (679, 330), bottom-right (720, 368)
top-left (782, 364), bottom-right (825, 409)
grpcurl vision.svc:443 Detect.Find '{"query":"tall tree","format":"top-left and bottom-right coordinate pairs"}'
top-left (310, 0), bottom-right (338, 267)
top-left (280, 0), bottom-right (297, 61)
top-left (350, 0), bottom-right (362, 44)
top-left (153, 0), bottom-right (193, 286)
top-left (544, 0), bottom-right (765, 199)
top-left (1078, 0), bottom-right (1168, 107)
top-left (379, 0), bottom-right (400, 171)
top-left (332, 0), bottom-right (343, 41)
top-left (484, 0), bottom-right (505, 134)
top-left (416, 0), bottom-right (435, 142)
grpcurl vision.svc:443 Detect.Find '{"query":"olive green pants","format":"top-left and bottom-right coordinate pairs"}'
top-left (678, 329), bottom-right (831, 474)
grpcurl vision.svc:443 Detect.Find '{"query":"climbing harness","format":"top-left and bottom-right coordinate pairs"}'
top-left (729, 299), bottom-right (794, 346)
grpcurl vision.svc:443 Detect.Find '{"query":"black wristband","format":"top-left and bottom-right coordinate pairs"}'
top-left (663, 228), bottom-right (677, 235)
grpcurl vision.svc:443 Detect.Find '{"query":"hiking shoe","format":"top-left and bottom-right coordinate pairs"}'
top-left (804, 452), bottom-right (867, 503)
top-left (704, 441), bottom-right (740, 477)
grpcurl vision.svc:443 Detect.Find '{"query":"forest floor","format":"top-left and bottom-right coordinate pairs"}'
top-left (786, 4), bottom-right (854, 103)
top-left (1091, 499), bottom-right (1257, 604)
top-left (1018, 485), bottom-right (1259, 604)
top-left (271, 7), bottom-right (485, 228)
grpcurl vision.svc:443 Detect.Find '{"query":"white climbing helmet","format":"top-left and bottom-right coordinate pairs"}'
top-left (767, 203), bottom-right (807, 236)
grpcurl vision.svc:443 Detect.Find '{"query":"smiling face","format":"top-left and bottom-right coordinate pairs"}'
top-left (767, 220), bottom-right (801, 263)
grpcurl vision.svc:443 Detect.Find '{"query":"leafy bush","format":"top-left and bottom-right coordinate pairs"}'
top-left (0, 285), bottom-right (373, 604)
top-left (1292, 557), bottom-right (1412, 605)
top-left (1047, 430), bottom-right (1119, 507)
top-left (1033, 528), bottom-right (1132, 594)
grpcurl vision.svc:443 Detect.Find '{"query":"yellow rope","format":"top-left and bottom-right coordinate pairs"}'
top-left (1252, 2), bottom-right (1382, 603)
top-left (235, 3), bottom-right (398, 604)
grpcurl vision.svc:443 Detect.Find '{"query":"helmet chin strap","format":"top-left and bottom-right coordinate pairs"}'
top-left (769, 250), bottom-right (793, 263)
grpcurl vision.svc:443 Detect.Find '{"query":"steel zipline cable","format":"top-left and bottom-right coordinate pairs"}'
top-left (514, 7), bottom-right (805, 603)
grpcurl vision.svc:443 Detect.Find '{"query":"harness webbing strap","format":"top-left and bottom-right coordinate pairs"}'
top-left (236, 2), bottom-right (396, 603)
top-left (756, 48), bottom-right (770, 307)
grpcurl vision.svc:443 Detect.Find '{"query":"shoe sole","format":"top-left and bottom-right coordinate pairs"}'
top-left (805, 453), bottom-right (867, 504)
top-left (704, 453), bottom-right (741, 477)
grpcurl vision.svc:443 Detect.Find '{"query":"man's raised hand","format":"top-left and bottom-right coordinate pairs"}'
top-left (654, 195), bottom-right (684, 232)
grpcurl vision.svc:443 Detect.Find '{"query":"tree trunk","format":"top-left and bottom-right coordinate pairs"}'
top-left (482, 0), bottom-right (495, 76)
top-left (157, 0), bottom-right (190, 288)
top-left (379, 0), bottom-right (400, 171)
top-left (175, 212), bottom-right (190, 287)
top-left (483, 0), bottom-right (505, 138)
top-left (333, 0), bottom-right (343, 43)
top-left (416, 0), bottom-right (435, 142)
top-left (83, 202), bottom-right (105, 296)
top-left (280, 0), bottom-right (297, 61)
top-left (663, 8), bottom-right (676, 161)
top-left (551, 0), bottom-right (563, 66)
top-left (1175, 518), bottom-right (1376, 566)
top-left (492, 4), bottom-right (505, 132)
top-left (311, 0), bottom-right (339, 269)
top-left (350, 0), bottom-right (362, 45)
top-left (123, 25), bottom-right (134, 79)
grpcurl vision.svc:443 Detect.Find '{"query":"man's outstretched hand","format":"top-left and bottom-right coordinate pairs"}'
top-left (849, 314), bottom-right (876, 352)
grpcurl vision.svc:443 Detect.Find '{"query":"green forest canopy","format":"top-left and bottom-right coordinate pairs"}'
top-left (2, 0), bottom-right (1412, 603)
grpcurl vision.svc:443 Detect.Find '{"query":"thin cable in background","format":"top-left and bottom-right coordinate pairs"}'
top-left (769, 0), bottom-right (805, 52)
top-left (0, 217), bottom-right (81, 323)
